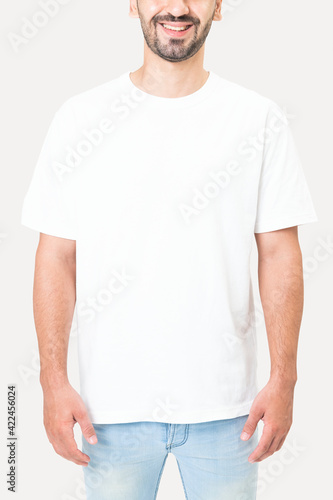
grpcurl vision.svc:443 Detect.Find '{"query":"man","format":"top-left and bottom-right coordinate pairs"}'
top-left (21, 1), bottom-right (318, 499)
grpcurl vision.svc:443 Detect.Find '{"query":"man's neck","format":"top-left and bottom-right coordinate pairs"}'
top-left (129, 64), bottom-right (209, 99)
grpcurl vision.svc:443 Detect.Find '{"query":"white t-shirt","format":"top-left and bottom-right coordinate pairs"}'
top-left (21, 70), bottom-right (318, 424)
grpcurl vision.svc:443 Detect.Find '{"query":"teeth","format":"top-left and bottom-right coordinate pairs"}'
top-left (162, 24), bottom-right (190, 31)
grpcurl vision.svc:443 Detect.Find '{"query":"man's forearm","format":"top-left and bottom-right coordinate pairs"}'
top-left (33, 247), bottom-right (76, 389)
top-left (242, 229), bottom-right (302, 462)
top-left (258, 250), bottom-right (304, 384)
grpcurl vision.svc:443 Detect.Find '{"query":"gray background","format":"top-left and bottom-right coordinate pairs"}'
top-left (1, 0), bottom-right (332, 498)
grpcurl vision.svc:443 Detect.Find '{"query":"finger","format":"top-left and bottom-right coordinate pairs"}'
top-left (58, 451), bottom-right (90, 466)
top-left (66, 456), bottom-right (90, 466)
top-left (275, 434), bottom-right (287, 452)
top-left (58, 447), bottom-right (91, 466)
top-left (54, 442), bottom-right (91, 464)
top-left (74, 460), bottom-right (90, 466)
top-left (53, 439), bottom-right (91, 465)
top-left (66, 441), bottom-right (91, 463)
top-left (248, 425), bottom-right (275, 462)
top-left (56, 425), bottom-right (91, 463)
top-left (252, 436), bottom-right (280, 462)
top-left (75, 410), bottom-right (98, 445)
top-left (241, 408), bottom-right (263, 440)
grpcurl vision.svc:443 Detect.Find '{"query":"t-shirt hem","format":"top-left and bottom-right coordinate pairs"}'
top-left (87, 400), bottom-right (255, 424)
top-left (254, 212), bottom-right (318, 233)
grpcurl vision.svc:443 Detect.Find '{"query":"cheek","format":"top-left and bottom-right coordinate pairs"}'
top-left (145, 0), bottom-right (164, 16)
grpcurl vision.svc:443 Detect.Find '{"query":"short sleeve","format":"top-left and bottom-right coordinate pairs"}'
top-left (21, 100), bottom-right (77, 240)
top-left (254, 103), bottom-right (318, 233)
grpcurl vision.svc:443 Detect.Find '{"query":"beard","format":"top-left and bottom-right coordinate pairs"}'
top-left (137, 9), bottom-right (215, 63)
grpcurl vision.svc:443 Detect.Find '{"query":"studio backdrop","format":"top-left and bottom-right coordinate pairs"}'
top-left (1, 1), bottom-right (332, 499)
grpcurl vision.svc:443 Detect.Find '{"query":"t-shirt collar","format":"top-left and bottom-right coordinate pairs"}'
top-left (123, 69), bottom-right (218, 109)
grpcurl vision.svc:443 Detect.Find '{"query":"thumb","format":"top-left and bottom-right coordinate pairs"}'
top-left (76, 411), bottom-right (98, 445)
top-left (240, 407), bottom-right (262, 440)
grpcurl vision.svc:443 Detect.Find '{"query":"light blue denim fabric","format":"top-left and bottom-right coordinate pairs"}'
top-left (82, 414), bottom-right (258, 500)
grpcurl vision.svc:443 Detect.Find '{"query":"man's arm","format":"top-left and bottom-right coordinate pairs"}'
top-left (34, 233), bottom-right (97, 466)
top-left (241, 226), bottom-right (302, 462)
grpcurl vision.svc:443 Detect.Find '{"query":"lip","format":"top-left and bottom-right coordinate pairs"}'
top-left (158, 22), bottom-right (194, 38)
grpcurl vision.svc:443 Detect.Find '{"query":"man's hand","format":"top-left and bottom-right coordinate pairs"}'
top-left (240, 377), bottom-right (295, 463)
top-left (42, 382), bottom-right (98, 466)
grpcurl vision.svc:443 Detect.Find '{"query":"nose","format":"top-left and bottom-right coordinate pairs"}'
top-left (163, 0), bottom-right (190, 18)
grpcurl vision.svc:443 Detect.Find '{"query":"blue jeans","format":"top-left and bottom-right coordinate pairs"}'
top-left (82, 415), bottom-right (258, 500)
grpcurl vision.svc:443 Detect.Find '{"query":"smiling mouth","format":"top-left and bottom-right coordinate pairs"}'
top-left (161, 23), bottom-right (192, 31)
top-left (158, 22), bottom-right (194, 37)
